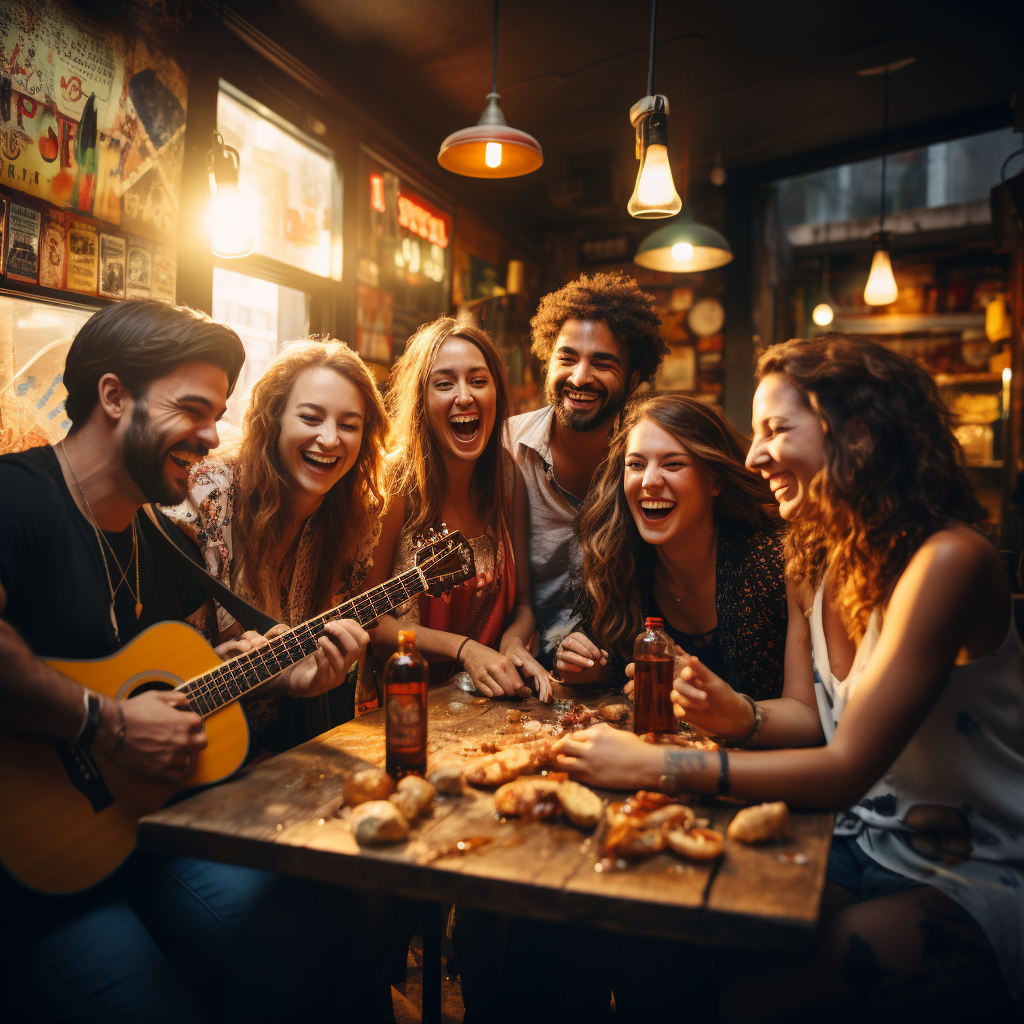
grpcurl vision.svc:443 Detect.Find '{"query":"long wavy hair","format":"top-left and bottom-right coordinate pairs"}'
top-left (758, 334), bottom-right (987, 638)
top-left (232, 340), bottom-right (389, 621)
top-left (577, 391), bottom-right (776, 659)
top-left (386, 317), bottom-right (513, 550)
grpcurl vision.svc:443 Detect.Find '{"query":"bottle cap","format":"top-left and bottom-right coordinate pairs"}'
top-left (644, 617), bottom-right (663, 631)
top-left (397, 629), bottom-right (416, 645)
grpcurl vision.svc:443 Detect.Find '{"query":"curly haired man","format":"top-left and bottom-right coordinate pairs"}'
top-left (507, 272), bottom-right (667, 666)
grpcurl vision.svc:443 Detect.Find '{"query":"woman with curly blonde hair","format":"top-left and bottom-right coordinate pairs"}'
top-left (165, 339), bottom-right (388, 738)
top-left (557, 335), bottom-right (1023, 1019)
top-left (365, 316), bottom-right (550, 701)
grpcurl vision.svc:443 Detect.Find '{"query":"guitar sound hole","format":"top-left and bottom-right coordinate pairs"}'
top-left (128, 679), bottom-right (176, 696)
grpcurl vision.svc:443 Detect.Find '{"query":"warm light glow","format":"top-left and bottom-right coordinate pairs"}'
top-left (628, 144), bottom-right (682, 219)
top-left (812, 303), bottom-right (835, 327)
top-left (485, 142), bottom-right (502, 168)
top-left (671, 242), bottom-right (693, 263)
top-left (1004, 368), bottom-right (1013, 384)
top-left (1003, 367), bottom-right (1012, 418)
top-left (207, 182), bottom-right (253, 259)
top-left (864, 247), bottom-right (898, 306)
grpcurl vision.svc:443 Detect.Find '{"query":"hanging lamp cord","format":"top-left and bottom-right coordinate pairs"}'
top-left (647, 0), bottom-right (657, 97)
top-left (492, 0), bottom-right (499, 93)
top-left (879, 69), bottom-right (889, 233)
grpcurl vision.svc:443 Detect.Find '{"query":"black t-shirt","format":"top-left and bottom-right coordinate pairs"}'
top-left (0, 445), bottom-right (208, 659)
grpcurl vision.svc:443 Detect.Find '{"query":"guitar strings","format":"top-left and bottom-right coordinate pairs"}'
top-left (178, 544), bottom-right (466, 714)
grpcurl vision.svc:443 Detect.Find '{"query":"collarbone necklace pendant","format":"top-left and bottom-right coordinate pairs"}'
top-left (110, 602), bottom-right (119, 641)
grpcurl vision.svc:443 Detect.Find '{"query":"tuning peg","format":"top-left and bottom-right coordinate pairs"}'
top-left (413, 534), bottom-right (425, 549)
top-left (440, 522), bottom-right (449, 536)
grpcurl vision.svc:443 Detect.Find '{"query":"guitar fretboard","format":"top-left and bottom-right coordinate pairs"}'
top-left (177, 563), bottom-right (432, 717)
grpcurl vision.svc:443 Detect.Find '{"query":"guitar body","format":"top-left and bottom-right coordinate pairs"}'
top-left (0, 622), bottom-right (250, 894)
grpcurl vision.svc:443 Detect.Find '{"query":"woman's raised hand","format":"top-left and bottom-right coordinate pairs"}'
top-left (502, 639), bottom-right (554, 703)
top-left (623, 644), bottom-right (755, 741)
top-left (460, 639), bottom-right (532, 699)
top-left (555, 632), bottom-right (608, 674)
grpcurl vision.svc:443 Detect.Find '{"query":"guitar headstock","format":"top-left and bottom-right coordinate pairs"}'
top-left (413, 528), bottom-right (476, 597)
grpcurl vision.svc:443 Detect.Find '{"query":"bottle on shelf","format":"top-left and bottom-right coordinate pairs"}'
top-left (384, 630), bottom-right (429, 779)
top-left (632, 617), bottom-right (676, 737)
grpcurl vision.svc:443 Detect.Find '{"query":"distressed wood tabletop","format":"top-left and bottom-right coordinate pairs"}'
top-left (138, 682), bottom-right (832, 949)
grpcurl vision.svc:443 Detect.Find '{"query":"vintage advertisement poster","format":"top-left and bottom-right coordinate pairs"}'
top-left (126, 232), bottom-right (152, 299)
top-left (66, 216), bottom-right (98, 294)
top-left (6, 199), bottom-right (39, 282)
top-left (98, 231), bottom-right (125, 299)
top-left (39, 207), bottom-right (67, 289)
top-left (151, 246), bottom-right (175, 303)
top-left (0, 0), bottom-right (188, 244)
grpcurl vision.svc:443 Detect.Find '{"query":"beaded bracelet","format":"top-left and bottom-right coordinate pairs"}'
top-left (737, 693), bottom-right (767, 747)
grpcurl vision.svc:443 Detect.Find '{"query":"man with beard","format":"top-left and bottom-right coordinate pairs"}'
top-left (507, 272), bottom-right (667, 667)
top-left (0, 301), bottom-right (368, 1023)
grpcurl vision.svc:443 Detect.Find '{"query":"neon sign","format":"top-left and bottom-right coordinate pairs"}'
top-left (397, 195), bottom-right (449, 249)
top-left (369, 173), bottom-right (386, 213)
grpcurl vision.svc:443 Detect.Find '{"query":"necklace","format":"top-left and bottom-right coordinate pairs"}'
top-left (60, 442), bottom-right (142, 640)
top-left (659, 559), bottom-right (716, 603)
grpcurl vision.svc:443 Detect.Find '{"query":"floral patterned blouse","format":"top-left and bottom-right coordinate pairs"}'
top-left (163, 454), bottom-right (381, 734)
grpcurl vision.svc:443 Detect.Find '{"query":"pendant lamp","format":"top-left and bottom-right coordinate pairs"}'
top-left (633, 37), bottom-right (732, 271)
top-left (627, 0), bottom-right (681, 217)
top-left (437, 0), bottom-right (543, 178)
top-left (859, 59), bottom-right (912, 306)
top-left (206, 130), bottom-right (252, 258)
top-left (812, 221), bottom-right (835, 326)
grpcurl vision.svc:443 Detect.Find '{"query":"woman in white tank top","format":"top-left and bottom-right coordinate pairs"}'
top-left (556, 335), bottom-right (1023, 1019)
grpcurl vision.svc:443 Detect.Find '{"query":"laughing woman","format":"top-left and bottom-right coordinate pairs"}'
top-left (557, 391), bottom-right (790, 717)
top-left (557, 336), bottom-right (1024, 1020)
top-left (365, 317), bottom-right (551, 701)
top-left (165, 339), bottom-right (389, 738)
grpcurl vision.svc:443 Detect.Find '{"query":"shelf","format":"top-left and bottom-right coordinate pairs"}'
top-left (966, 461), bottom-right (1004, 470)
top-left (832, 312), bottom-right (985, 334)
top-left (934, 372), bottom-right (1001, 386)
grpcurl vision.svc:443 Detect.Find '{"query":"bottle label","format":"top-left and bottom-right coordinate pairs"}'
top-left (387, 691), bottom-right (424, 750)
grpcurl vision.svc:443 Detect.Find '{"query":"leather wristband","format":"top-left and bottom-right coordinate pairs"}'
top-left (736, 693), bottom-right (766, 747)
top-left (75, 691), bottom-right (102, 751)
top-left (717, 748), bottom-right (731, 796)
top-left (456, 637), bottom-right (471, 664)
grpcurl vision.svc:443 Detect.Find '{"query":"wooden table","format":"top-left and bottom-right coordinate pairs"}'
top-left (139, 682), bottom-right (833, 1019)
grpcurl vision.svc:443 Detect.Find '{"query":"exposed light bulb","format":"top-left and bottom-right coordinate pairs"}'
top-left (670, 242), bottom-right (693, 264)
top-left (812, 303), bottom-right (834, 327)
top-left (628, 143), bottom-right (682, 219)
top-left (864, 247), bottom-right (898, 306)
top-left (484, 142), bottom-right (502, 168)
top-left (207, 184), bottom-right (253, 259)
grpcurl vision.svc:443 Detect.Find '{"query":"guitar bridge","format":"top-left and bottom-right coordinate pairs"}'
top-left (54, 740), bottom-right (115, 814)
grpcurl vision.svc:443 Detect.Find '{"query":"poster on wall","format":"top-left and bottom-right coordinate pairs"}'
top-left (66, 215), bottom-right (98, 294)
top-left (126, 233), bottom-right (152, 299)
top-left (98, 231), bottom-right (125, 299)
top-left (0, 0), bottom-right (187, 245)
top-left (355, 282), bottom-right (393, 365)
top-left (39, 207), bottom-right (67, 288)
top-left (151, 246), bottom-right (175, 302)
top-left (6, 199), bottom-right (38, 282)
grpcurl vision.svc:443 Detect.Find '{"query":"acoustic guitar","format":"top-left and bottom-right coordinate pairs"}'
top-left (0, 529), bottom-right (475, 894)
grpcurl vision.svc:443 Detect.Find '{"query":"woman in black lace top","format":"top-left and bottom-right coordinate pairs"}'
top-left (559, 391), bottom-right (787, 712)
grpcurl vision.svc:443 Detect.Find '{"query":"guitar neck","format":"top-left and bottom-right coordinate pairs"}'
top-left (178, 563), bottom-right (428, 717)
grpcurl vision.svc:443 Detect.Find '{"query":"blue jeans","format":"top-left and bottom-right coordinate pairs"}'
top-left (2, 851), bottom-right (338, 1024)
top-left (827, 833), bottom-right (925, 902)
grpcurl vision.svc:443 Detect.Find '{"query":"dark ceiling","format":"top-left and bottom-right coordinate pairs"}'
top-left (258, 0), bottom-right (1022, 239)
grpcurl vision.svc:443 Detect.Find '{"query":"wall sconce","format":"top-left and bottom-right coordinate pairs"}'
top-left (206, 130), bottom-right (252, 259)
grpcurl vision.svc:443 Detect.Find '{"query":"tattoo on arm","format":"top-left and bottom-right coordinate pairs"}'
top-left (662, 748), bottom-right (708, 786)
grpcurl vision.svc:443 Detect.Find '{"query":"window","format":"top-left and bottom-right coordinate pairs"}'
top-left (777, 128), bottom-right (1022, 246)
top-left (0, 297), bottom-right (94, 453)
top-left (213, 267), bottom-right (309, 426)
top-left (216, 82), bottom-right (342, 280)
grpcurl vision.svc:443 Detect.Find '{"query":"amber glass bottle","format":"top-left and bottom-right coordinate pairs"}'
top-left (385, 630), bottom-right (429, 779)
top-left (632, 617), bottom-right (675, 736)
